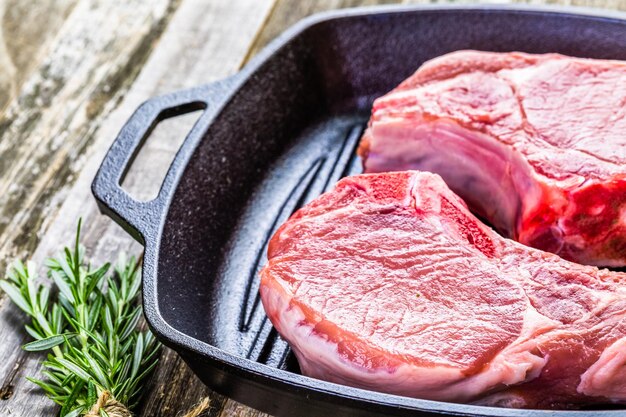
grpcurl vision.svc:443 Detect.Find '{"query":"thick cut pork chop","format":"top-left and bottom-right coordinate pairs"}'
top-left (358, 51), bottom-right (626, 266)
top-left (260, 171), bottom-right (626, 409)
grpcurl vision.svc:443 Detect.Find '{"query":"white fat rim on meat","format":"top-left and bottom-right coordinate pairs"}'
top-left (578, 337), bottom-right (626, 401)
top-left (260, 271), bottom-right (557, 403)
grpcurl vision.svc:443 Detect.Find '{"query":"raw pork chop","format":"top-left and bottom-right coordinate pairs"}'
top-left (358, 51), bottom-right (626, 266)
top-left (260, 171), bottom-right (626, 409)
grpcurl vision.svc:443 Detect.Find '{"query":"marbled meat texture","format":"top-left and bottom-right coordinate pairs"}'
top-left (358, 51), bottom-right (626, 266)
top-left (260, 171), bottom-right (626, 409)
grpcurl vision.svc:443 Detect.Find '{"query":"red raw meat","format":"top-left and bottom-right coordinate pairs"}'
top-left (358, 51), bottom-right (626, 266)
top-left (260, 171), bottom-right (626, 409)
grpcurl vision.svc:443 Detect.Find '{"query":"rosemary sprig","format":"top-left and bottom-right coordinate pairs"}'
top-left (0, 221), bottom-right (160, 416)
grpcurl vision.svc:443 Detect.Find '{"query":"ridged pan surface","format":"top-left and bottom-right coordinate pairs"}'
top-left (92, 5), bottom-right (626, 417)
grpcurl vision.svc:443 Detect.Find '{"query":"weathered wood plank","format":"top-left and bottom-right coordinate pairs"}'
top-left (0, 0), bottom-right (276, 416)
top-left (0, 0), bottom-right (181, 415)
top-left (0, 0), bottom-right (78, 111)
top-left (0, 0), bottom-right (180, 269)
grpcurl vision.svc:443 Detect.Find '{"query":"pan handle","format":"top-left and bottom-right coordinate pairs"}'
top-left (92, 76), bottom-right (238, 244)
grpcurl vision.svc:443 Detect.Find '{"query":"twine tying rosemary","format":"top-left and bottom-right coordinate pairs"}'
top-left (86, 391), bottom-right (131, 417)
top-left (85, 391), bottom-right (210, 417)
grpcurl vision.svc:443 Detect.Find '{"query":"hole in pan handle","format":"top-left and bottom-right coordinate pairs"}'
top-left (91, 76), bottom-right (239, 244)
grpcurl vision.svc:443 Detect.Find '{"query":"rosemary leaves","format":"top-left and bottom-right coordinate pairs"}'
top-left (0, 221), bottom-right (160, 416)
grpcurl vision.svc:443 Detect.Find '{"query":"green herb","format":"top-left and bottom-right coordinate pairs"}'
top-left (0, 220), bottom-right (160, 416)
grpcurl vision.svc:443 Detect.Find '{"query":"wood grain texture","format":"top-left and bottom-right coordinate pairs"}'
top-left (0, 0), bottom-right (78, 110)
top-left (0, 0), bottom-right (179, 415)
top-left (1, 0), bottom-right (625, 416)
top-left (0, 0), bottom-right (276, 416)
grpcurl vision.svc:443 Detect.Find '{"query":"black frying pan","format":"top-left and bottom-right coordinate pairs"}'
top-left (92, 5), bottom-right (626, 416)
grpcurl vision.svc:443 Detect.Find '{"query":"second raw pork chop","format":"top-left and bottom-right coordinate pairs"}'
top-left (359, 51), bottom-right (626, 266)
top-left (260, 171), bottom-right (626, 409)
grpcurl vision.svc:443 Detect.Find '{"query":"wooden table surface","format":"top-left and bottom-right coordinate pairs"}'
top-left (0, 0), bottom-right (624, 416)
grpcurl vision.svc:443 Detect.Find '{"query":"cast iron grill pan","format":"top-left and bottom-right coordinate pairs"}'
top-left (93, 5), bottom-right (626, 416)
